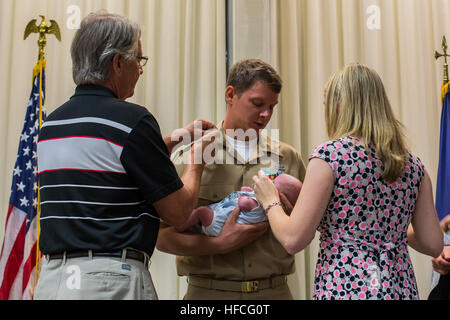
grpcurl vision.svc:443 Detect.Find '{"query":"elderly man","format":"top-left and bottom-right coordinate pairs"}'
top-left (34, 12), bottom-right (215, 300)
top-left (157, 59), bottom-right (307, 299)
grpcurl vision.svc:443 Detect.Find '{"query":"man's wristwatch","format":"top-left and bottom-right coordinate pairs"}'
top-left (264, 201), bottom-right (283, 215)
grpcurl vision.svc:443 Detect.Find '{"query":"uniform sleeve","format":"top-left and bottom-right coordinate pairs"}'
top-left (295, 151), bottom-right (307, 182)
top-left (121, 114), bottom-right (183, 203)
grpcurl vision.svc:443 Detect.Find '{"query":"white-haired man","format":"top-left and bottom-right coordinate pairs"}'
top-left (34, 12), bottom-right (215, 300)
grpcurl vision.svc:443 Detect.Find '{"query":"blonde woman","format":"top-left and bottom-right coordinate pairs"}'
top-left (253, 63), bottom-right (443, 300)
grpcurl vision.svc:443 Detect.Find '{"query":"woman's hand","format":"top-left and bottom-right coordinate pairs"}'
top-left (252, 170), bottom-right (280, 209)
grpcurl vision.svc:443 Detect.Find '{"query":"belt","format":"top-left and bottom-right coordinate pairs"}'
top-left (47, 248), bottom-right (150, 268)
top-left (188, 275), bottom-right (287, 293)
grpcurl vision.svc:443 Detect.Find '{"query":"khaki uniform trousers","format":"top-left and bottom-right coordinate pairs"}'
top-left (34, 254), bottom-right (157, 300)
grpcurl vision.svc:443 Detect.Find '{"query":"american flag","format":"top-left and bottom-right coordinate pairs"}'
top-left (0, 65), bottom-right (46, 299)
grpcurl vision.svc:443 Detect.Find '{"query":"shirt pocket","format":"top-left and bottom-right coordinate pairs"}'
top-left (197, 184), bottom-right (236, 207)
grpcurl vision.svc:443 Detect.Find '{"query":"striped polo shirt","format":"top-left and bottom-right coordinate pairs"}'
top-left (37, 84), bottom-right (183, 257)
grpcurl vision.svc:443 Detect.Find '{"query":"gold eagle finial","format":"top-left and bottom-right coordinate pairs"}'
top-left (24, 15), bottom-right (61, 59)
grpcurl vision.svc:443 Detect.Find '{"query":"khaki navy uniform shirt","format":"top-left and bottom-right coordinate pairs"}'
top-left (171, 124), bottom-right (306, 282)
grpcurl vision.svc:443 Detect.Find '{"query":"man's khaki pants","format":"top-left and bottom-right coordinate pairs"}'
top-left (34, 254), bottom-right (157, 300)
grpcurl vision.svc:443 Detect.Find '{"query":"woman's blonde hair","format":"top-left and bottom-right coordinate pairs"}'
top-left (323, 63), bottom-right (408, 183)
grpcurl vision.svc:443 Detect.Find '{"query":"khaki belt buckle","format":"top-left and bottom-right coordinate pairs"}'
top-left (241, 280), bottom-right (259, 293)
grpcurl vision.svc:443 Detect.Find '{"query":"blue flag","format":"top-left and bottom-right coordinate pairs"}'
top-left (436, 82), bottom-right (450, 223)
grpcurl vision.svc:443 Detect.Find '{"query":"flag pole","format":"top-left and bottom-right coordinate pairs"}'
top-left (23, 14), bottom-right (61, 295)
top-left (435, 35), bottom-right (449, 95)
top-left (430, 35), bottom-right (450, 300)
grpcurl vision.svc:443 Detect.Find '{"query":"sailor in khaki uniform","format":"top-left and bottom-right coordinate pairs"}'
top-left (157, 59), bottom-right (306, 299)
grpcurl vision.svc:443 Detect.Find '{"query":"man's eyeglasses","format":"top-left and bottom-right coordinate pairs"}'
top-left (137, 56), bottom-right (148, 68)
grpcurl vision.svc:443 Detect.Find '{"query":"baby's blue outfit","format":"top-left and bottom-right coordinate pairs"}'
top-left (202, 191), bottom-right (267, 237)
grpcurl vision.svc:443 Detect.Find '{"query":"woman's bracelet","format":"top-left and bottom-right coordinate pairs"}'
top-left (264, 201), bottom-right (283, 216)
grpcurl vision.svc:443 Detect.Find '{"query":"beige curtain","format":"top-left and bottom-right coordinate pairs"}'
top-left (268, 0), bottom-right (450, 299)
top-left (0, 0), bottom-right (226, 299)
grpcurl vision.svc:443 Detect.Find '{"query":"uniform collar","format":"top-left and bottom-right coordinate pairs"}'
top-left (71, 84), bottom-right (118, 99)
top-left (217, 121), bottom-right (283, 163)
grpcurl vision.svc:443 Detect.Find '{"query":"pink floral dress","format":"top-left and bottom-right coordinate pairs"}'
top-left (310, 136), bottom-right (424, 300)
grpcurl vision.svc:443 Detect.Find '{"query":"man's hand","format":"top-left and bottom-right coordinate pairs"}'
top-left (216, 206), bottom-right (268, 254)
top-left (184, 119), bottom-right (217, 142)
top-left (156, 207), bottom-right (268, 256)
top-left (165, 119), bottom-right (217, 154)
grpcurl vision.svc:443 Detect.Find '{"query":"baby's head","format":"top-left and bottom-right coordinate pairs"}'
top-left (272, 174), bottom-right (302, 205)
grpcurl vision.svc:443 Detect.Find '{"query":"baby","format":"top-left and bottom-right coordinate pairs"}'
top-left (176, 174), bottom-right (302, 237)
